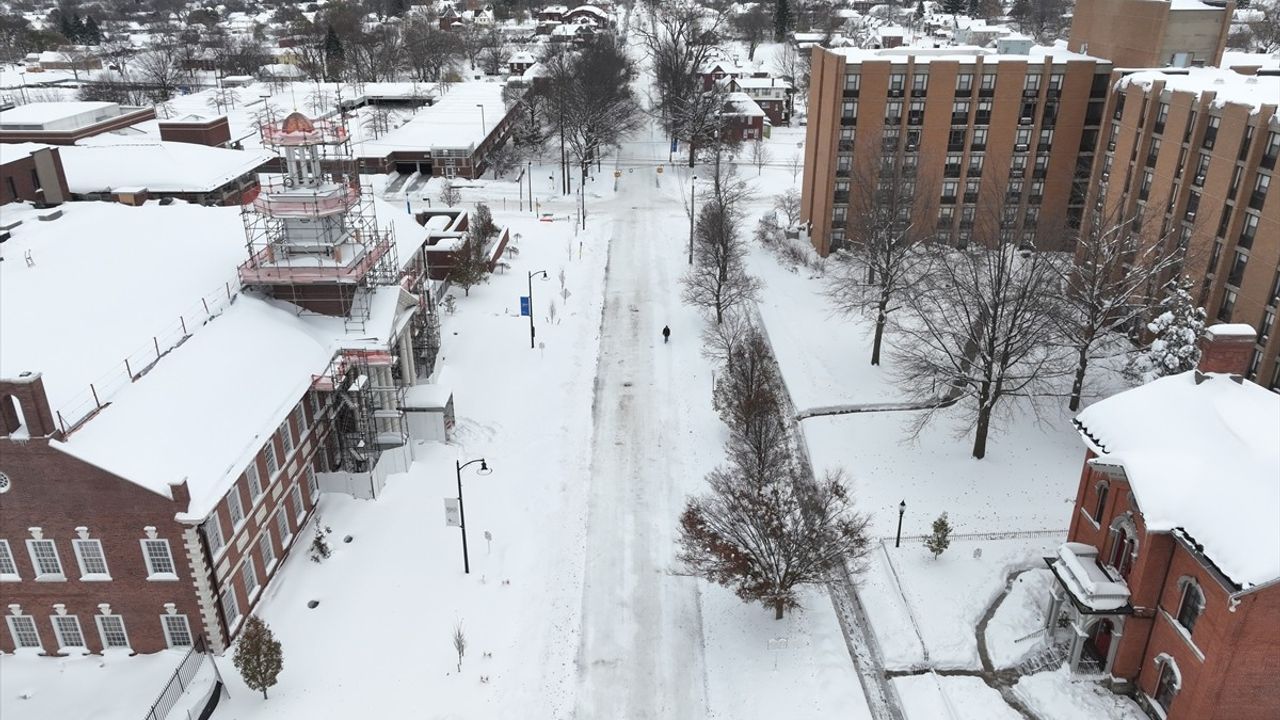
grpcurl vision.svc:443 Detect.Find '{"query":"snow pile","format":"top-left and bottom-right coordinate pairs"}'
top-left (1119, 68), bottom-right (1280, 113)
top-left (1074, 371), bottom-right (1280, 589)
top-left (0, 649), bottom-right (192, 720)
top-left (1014, 667), bottom-right (1146, 720)
top-left (984, 568), bottom-right (1055, 669)
top-left (893, 674), bottom-right (1022, 720)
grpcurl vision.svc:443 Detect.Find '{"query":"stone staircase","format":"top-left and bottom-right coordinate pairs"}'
top-left (1015, 640), bottom-right (1070, 676)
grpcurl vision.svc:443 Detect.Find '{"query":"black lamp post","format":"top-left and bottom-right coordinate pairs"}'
top-left (895, 500), bottom-right (906, 548)
top-left (528, 269), bottom-right (548, 348)
top-left (455, 457), bottom-right (491, 574)
top-left (688, 174), bottom-right (698, 265)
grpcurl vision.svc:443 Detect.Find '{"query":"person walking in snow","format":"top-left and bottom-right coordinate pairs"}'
top-left (662, 325), bottom-right (671, 344)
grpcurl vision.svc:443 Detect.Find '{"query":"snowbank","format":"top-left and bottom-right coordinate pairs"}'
top-left (1014, 667), bottom-right (1146, 720)
top-left (985, 568), bottom-right (1055, 669)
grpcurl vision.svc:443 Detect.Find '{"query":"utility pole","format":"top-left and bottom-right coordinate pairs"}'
top-left (688, 175), bottom-right (698, 265)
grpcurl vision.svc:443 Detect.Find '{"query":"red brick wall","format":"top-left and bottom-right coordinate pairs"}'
top-left (0, 439), bottom-right (198, 654)
top-left (1210, 586), bottom-right (1280, 719)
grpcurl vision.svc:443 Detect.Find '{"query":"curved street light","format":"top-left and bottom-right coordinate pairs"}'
top-left (455, 457), bottom-right (491, 574)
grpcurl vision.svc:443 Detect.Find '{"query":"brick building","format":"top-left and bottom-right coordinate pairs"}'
top-left (727, 76), bottom-right (794, 126)
top-left (1081, 67), bottom-right (1279, 390)
top-left (719, 92), bottom-right (768, 142)
top-left (1068, 0), bottom-right (1233, 68)
top-left (0, 102), bottom-right (155, 145)
top-left (1, 113), bottom-right (444, 656)
top-left (0, 144), bottom-right (69, 206)
top-left (1046, 324), bottom-right (1280, 720)
top-left (801, 46), bottom-right (1112, 256)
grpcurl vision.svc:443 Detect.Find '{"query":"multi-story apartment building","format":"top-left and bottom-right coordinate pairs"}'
top-left (801, 46), bottom-right (1113, 256)
top-left (1081, 67), bottom-right (1279, 389)
top-left (1068, 0), bottom-right (1234, 69)
top-left (1049, 325), bottom-right (1279, 720)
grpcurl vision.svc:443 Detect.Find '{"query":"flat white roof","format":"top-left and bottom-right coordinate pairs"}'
top-left (0, 101), bottom-right (117, 125)
top-left (0, 142), bottom-right (53, 161)
top-left (1120, 67), bottom-right (1280, 114)
top-left (359, 82), bottom-right (508, 154)
top-left (1075, 371), bottom-right (1280, 590)
top-left (58, 141), bottom-right (271, 194)
top-left (832, 42), bottom-right (1103, 65)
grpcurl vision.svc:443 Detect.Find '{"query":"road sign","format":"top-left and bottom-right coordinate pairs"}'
top-left (656, 165), bottom-right (664, 174)
top-left (444, 498), bottom-right (461, 527)
top-left (520, 296), bottom-right (530, 316)
top-left (671, 138), bottom-right (679, 153)
top-left (614, 170), bottom-right (622, 178)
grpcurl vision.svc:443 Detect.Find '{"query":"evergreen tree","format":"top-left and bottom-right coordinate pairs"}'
top-left (966, 0), bottom-right (982, 17)
top-left (232, 616), bottom-right (284, 699)
top-left (58, 13), bottom-right (74, 41)
top-left (471, 202), bottom-right (498, 242)
top-left (773, 0), bottom-right (792, 42)
top-left (83, 16), bottom-right (100, 44)
top-left (914, 0), bottom-right (926, 23)
top-left (924, 512), bottom-right (951, 559)
top-left (322, 25), bottom-right (344, 81)
top-left (942, 0), bottom-right (965, 15)
top-left (1128, 277), bottom-right (1207, 383)
top-left (447, 231), bottom-right (491, 297)
top-left (1009, 0), bottom-right (1031, 27)
top-left (70, 14), bottom-right (86, 43)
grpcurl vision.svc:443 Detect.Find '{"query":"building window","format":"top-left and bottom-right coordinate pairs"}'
top-left (1108, 517), bottom-right (1138, 579)
top-left (241, 555), bottom-right (260, 601)
top-left (162, 614), bottom-right (193, 648)
top-left (972, 128), bottom-right (988, 150)
top-left (1203, 116), bottom-right (1219, 149)
top-left (51, 614), bottom-right (86, 650)
top-left (72, 538), bottom-right (110, 580)
top-left (259, 530), bottom-right (277, 572)
top-left (221, 587), bottom-right (241, 630)
top-left (227, 486), bottom-right (246, 530)
top-left (1153, 655), bottom-right (1181, 713)
top-left (96, 615), bottom-right (130, 649)
top-left (1251, 173), bottom-right (1270, 210)
top-left (1219, 288), bottom-right (1238, 322)
top-left (141, 539), bottom-right (176, 578)
top-left (294, 405), bottom-right (308, 436)
top-left (0, 540), bottom-right (18, 580)
top-left (276, 508), bottom-right (293, 546)
top-left (279, 420), bottom-right (294, 455)
top-left (912, 72), bottom-right (927, 91)
top-left (6, 615), bottom-right (41, 650)
top-left (26, 539), bottom-right (64, 580)
top-left (264, 442), bottom-right (279, 477)
top-left (888, 73), bottom-right (905, 91)
top-left (1093, 481), bottom-right (1109, 523)
top-left (290, 484), bottom-right (306, 522)
top-left (245, 462), bottom-right (263, 503)
top-left (203, 514), bottom-right (225, 558)
top-left (956, 73), bottom-right (973, 91)
top-left (844, 73), bottom-right (860, 91)
top-left (1175, 578), bottom-right (1205, 635)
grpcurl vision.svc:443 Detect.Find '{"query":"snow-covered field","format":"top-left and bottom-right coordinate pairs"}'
top-left (0, 649), bottom-right (202, 720)
top-left (893, 673), bottom-right (1022, 720)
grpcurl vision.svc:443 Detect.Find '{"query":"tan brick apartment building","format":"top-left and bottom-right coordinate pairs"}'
top-left (1081, 67), bottom-right (1279, 389)
top-left (1047, 326), bottom-right (1280, 720)
top-left (801, 46), bottom-right (1112, 256)
top-left (1067, 0), bottom-right (1233, 69)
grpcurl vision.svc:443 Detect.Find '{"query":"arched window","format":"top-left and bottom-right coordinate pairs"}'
top-left (1108, 515), bottom-right (1139, 579)
top-left (1153, 653), bottom-right (1181, 712)
top-left (1175, 577), bottom-right (1205, 635)
top-left (1093, 480), bottom-right (1110, 523)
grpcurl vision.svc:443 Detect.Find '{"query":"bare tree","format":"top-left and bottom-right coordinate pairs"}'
top-left (1052, 203), bottom-right (1186, 410)
top-left (451, 623), bottom-right (466, 672)
top-left (892, 225), bottom-right (1065, 459)
top-left (637, 0), bottom-right (728, 165)
top-left (774, 187), bottom-right (801, 226)
top-left (749, 138), bottom-right (771, 176)
top-left (1249, 0), bottom-right (1280, 52)
top-left (787, 152), bottom-right (802, 182)
top-left (403, 16), bottom-right (463, 82)
top-left (439, 179), bottom-right (462, 207)
top-left (825, 161), bottom-right (933, 366)
top-left (732, 4), bottom-right (772, 60)
top-left (682, 160), bottom-right (761, 324)
top-left (701, 310), bottom-right (755, 368)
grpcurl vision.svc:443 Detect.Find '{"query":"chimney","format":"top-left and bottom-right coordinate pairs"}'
top-left (0, 372), bottom-right (59, 438)
top-left (1198, 323), bottom-right (1256, 375)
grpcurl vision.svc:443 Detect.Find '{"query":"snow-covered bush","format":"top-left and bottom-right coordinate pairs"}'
top-left (1127, 278), bottom-right (1206, 383)
top-left (309, 520), bottom-right (333, 563)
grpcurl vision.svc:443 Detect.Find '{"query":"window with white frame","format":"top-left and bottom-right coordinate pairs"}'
top-left (275, 508), bottom-right (292, 545)
top-left (279, 420), bottom-right (294, 455)
top-left (221, 587), bottom-right (241, 629)
top-left (290, 484), bottom-right (305, 523)
top-left (6, 615), bottom-right (41, 649)
top-left (96, 615), bottom-right (130, 649)
top-left (307, 466), bottom-right (319, 500)
top-left (141, 539), bottom-right (176, 578)
top-left (0, 539), bottom-right (18, 580)
top-left (264, 442), bottom-right (279, 477)
top-left (1175, 578), bottom-right (1205, 634)
top-left (161, 614), bottom-right (193, 648)
top-left (51, 614), bottom-right (86, 649)
top-left (245, 462), bottom-right (263, 503)
top-left (72, 538), bottom-right (110, 580)
top-left (294, 405), bottom-right (308, 436)
top-left (227, 486), bottom-right (245, 529)
top-left (259, 530), bottom-right (276, 572)
top-left (241, 556), bottom-right (260, 600)
top-left (1153, 655), bottom-right (1180, 712)
top-left (26, 539), bottom-right (64, 580)
top-left (203, 515), bottom-right (225, 557)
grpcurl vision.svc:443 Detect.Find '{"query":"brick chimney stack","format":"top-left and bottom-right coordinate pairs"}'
top-left (1198, 324), bottom-right (1257, 375)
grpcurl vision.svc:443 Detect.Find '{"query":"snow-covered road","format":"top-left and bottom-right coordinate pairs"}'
top-left (571, 145), bottom-right (719, 719)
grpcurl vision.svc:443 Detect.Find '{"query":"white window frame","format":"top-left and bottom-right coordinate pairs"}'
top-left (226, 486), bottom-right (245, 530)
top-left (307, 466), bottom-right (319, 500)
top-left (26, 539), bottom-right (65, 581)
top-left (264, 442), bottom-right (279, 477)
top-left (245, 462), bottom-right (263, 503)
top-left (258, 530), bottom-right (277, 574)
top-left (290, 484), bottom-right (306, 523)
top-left (6, 615), bottom-right (41, 649)
top-left (50, 614), bottom-right (86, 650)
top-left (72, 538), bottom-right (111, 580)
top-left (279, 420), bottom-right (294, 455)
top-left (161, 614), bottom-right (193, 648)
top-left (141, 539), bottom-right (177, 580)
top-left (221, 586), bottom-right (241, 631)
top-left (0, 539), bottom-right (19, 580)
top-left (241, 555), bottom-right (260, 603)
top-left (294, 405), bottom-right (308, 436)
top-left (203, 514), bottom-right (225, 558)
top-left (275, 508), bottom-right (293, 546)
top-left (95, 614), bottom-right (130, 650)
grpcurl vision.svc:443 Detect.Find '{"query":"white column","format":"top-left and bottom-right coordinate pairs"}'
top-left (398, 332), bottom-right (416, 384)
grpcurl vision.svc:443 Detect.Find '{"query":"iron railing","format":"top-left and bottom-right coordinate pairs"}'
top-left (142, 636), bottom-right (209, 720)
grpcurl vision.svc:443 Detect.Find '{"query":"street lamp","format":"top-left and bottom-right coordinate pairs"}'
top-left (895, 500), bottom-right (907, 548)
top-left (527, 269), bottom-right (548, 348)
top-left (688, 174), bottom-right (698, 265)
top-left (455, 457), bottom-right (492, 574)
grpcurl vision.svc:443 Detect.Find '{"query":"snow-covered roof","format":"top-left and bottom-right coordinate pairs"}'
top-left (1169, 0), bottom-right (1220, 10)
top-left (1118, 68), bottom-right (1280, 115)
top-left (0, 142), bottom-right (53, 162)
top-left (1221, 50), bottom-right (1280, 71)
top-left (1053, 543), bottom-right (1131, 611)
top-left (566, 4), bottom-right (608, 18)
top-left (722, 92), bottom-right (767, 118)
top-left (57, 142), bottom-right (272, 194)
top-left (1074, 371), bottom-right (1280, 591)
top-left (509, 51), bottom-right (537, 64)
top-left (0, 101), bottom-right (116, 126)
top-left (831, 42), bottom-right (1101, 65)
top-left (359, 82), bottom-right (507, 154)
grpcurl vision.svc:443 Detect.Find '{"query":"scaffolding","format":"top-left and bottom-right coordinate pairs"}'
top-left (312, 350), bottom-right (408, 474)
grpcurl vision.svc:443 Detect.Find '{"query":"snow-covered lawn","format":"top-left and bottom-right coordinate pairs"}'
top-left (985, 568), bottom-right (1056, 670)
top-left (858, 537), bottom-right (1060, 671)
top-left (0, 649), bottom-right (196, 720)
top-left (1014, 667), bottom-right (1147, 720)
top-left (892, 674), bottom-right (1022, 720)
top-left (702, 585), bottom-right (871, 720)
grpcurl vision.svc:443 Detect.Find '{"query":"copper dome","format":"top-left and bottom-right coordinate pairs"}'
top-left (279, 111), bottom-right (316, 133)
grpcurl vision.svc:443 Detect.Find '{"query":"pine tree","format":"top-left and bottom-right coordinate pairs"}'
top-left (233, 616), bottom-right (284, 699)
top-left (914, 0), bottom-right (926, 23)
top-left (942, 0), bottom-right (965, 15)
top-left (472, 202), bottom-right (497, 242)
top-left (924, 512), bottom-right (951, 559)
top-left (70, 14), bottom-right (86, 43)
top-left (773, 0), bottom-right (792, 42)
top-left (83, 16), bottom-right (101, 44)
top-left (1128, 277), bottom-right (1207, 383)
top-left (1009, 0), bottom-right (1031, 27)
top-left (966, 0), bottom-right (982, 17)
top-left (322, 25), bottom-right (344, 81)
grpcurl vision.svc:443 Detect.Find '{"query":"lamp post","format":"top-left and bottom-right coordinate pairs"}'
top-left (688, 174), bottom-right (698, 265)
top-left (528, 269), bottom-right (548, 348)
top-left (895, 500), bottom-right (906, 548)
top-left (455, 457), bottom-right (491, 574)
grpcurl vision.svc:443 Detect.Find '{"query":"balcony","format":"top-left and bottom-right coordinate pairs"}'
top-left (1046, 88), bottom-right (1060, 99)
top-left (1033, 167), bottom-right (1047, 179)
top-left (948, 142), bottom-right (965, 152)
top-left (972, 141), bottom-right (987, 151)
top-left (908, 112), bottom-right (924, 126)
top-left (885, 115), bottom-right (903, 125)
top-left (1038, 142), bottom-right (1052, 152)
top-left (1010, 167), bottom-right (1026, 178)
top-left (838, 139), bottom-right (854, 151)
top-left (843, 88), bottom-right (860, 98)
top-left (967, 167), bottom-right (983, 178)
top-left (888, 88), bottom-right (904, 98)
top-left (835, 167), bottom-right (851, 178)
top-left (911, 87), bottom-right (927, 98)
top-left (1048, 543), bottom-right (1132, 613)
top-left (1023, 88), bottom-right (1040, 98)
top-left (952, 112), bottom-right (968, 124)
top-left (1192, 173), bottom-right (1206, 187)
top-left (978, 87), bottom-right (994, 98)
top-left (1019, 116), bottom-right (1034, 126)
top-left (252, 181), bottom-right (360, 218)
top-left (1154, 120), bottom-right (1165, 134)
top-left (955, 86), bottom-right (972, 97)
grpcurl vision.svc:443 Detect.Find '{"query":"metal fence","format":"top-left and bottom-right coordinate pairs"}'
top-left (142, 636), bottom-right (209, 720)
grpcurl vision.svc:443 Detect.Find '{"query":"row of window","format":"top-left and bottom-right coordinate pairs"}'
top-left (218, 490), bottom-right (308, 633)
top-left (0, 536), bottom-right (175, 583)
top-left (844, 70), bottom-right (1066, 94)
top-left (6, 611), bottom-right (193, 653)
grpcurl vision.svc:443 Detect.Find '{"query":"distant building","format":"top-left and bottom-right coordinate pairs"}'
top-left (719, 92), bottom-right (768, 142)
top-left (1068, 0), bottom-right (1235, 68)
top-left (728, 76), bottom-right (795, 126)
top-left (56, 141), bottom-right (271, 206)
top-left (0, 102), bottom-right (156, 145)
top-left (0, 144), bottom-right (69, 206)
top-left (1050, 324), bottom-right (1280, 720)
